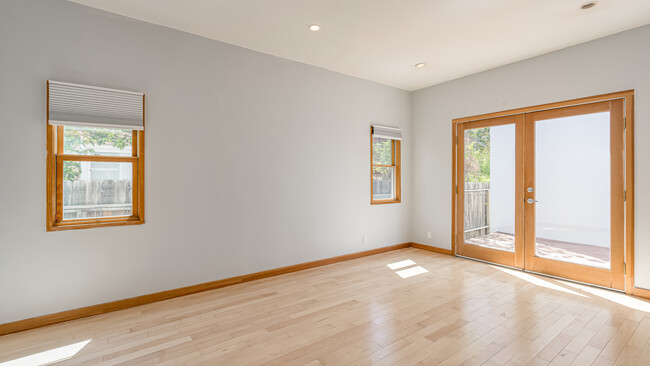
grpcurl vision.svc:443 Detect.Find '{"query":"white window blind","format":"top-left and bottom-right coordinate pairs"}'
top-left (372, 125), bottom-right (402, 140)
top-left (48, 80), bottom-right (144, 130)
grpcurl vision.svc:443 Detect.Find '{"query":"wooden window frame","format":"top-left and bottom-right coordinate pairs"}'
top-left (370, 129), bottom-right (401, 205)
top-left (46, 91), bottom-right (145, 231)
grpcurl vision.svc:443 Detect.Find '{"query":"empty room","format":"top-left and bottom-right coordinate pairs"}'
top-left (1, 0), bottom-right (650, 365)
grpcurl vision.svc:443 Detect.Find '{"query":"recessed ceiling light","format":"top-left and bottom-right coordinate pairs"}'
top-left (580, 1), bottom-right (597, 10)
top-left (415, 63), bottom-right (426, 68)
top-left (308, 24), bottom-right (320, 31)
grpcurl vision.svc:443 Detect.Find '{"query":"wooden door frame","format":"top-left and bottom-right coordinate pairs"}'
top-left (523, 100), bottom-right (625, 290)
top-left (455, 115), bottom-right (525, 268)
top-left (451, 90), bottom-right (636, 294)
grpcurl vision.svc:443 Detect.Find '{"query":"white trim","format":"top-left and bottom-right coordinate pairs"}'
top-left (48, 120), bottom-right (144, 131)
top-left (48, 80), bottom-right (143, 96)
top-left (372, 125), bottom-right (402, 140)
top-left (48, 80), bottom-right (144, 130)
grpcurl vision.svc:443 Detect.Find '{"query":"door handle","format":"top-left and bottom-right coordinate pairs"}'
top-left (527, 198), bottom-right (538, 204)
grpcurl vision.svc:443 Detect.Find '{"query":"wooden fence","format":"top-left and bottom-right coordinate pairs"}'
top-left (373, 180), bottom-right (393, 200)
top-left (63, 180), bottom-right (132, 219)
top-left (464, 182), bottom-right (490, 239)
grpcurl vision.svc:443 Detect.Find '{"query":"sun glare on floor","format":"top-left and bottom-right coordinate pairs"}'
top-left (492, 266), bottom-right (588, 297)
top-left (562, 282), bottom-right (650, 313)
top-left (387, 259), bottom-right (416, 270)
top-left (0, 339), bottom-right (91, 366)
top-left (396, 266), bottom-right (428, 278)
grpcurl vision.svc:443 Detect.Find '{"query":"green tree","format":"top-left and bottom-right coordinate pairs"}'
top-left (464, 128), bottom-right (490, 182)
top-left (372, 138), bottom-right (392, 164)
top-left (372, 138), bottom-right (393, 182)
top-left (63, 127), bottom-right (132, 181)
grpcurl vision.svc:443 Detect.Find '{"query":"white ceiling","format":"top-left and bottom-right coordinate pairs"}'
top-left (68, 0), bottom-right (650, 91)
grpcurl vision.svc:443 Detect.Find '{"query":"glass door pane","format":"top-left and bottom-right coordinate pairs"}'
top-left (534, 112), bottom-right (611, 269)
top-left (463, 124), bottom-right (516, 252)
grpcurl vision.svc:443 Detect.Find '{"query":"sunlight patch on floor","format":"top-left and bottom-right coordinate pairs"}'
top-left (396, 266), bottom-right (428, 279)
top-left (492, 266), bottom-right (588, 297)
top-left (0, 339), bottom-right (91, 366)
top-left (387, 259), bottom-right (416, 270)
top-left (562, 282), bottom-right (650, 313)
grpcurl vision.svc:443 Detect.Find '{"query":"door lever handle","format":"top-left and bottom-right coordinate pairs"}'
top-left (527, 198), bottom-right (538, 204)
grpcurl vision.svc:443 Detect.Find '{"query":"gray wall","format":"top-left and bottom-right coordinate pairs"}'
top-left (2, 0), bottom-right (649, 325)
top-left (0, 0), bottom-right (411, 323)
top-left (411, 24), bottom-right (650, 288)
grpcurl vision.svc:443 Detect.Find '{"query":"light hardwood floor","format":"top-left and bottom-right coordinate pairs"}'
top-left (1, 248), bottom-right (650, 365)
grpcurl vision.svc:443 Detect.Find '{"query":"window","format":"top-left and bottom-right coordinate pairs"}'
top-left (371, 125), bottom-right (401, 204)
top-left (46, 81), bottom-right (145, 230)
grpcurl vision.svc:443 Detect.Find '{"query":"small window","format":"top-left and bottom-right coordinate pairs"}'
top-left (46, 81), bottom-right (145, 230)
top-left (48, 125), bottom-right (143, 230)
top-left (371, 126), bottom-right (401, 204)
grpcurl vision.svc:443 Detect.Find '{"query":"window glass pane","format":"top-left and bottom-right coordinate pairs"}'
top-left (463, 125), bottom-right (516, 252)
top-left (63, 126), bottom-right (132, 156)
top-left (63, 161), bottom-right (133, 220)
top-left (373, 137), bottom-right (392, 165)
top-left (373, 166), bottom-right (394, 200)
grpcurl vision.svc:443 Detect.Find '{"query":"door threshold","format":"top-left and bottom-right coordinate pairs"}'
top-left (456, 254), bottom-right (625, 294)
top-left (456, 254), bottom-right (520, 271)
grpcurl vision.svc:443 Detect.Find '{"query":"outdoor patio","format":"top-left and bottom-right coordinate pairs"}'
top-left (465, 232), bottom-right (611, 269)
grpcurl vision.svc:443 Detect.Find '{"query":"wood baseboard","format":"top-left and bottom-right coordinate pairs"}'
top-left (410, 242), bottom-right (453, 255)
top-left (633, 287), bottom-right (650, 300)
top-left (0, 243), bottom-right (410, 336)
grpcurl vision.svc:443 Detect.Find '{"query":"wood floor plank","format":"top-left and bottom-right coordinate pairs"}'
top-left (1, 248), bottom-right (650, 365)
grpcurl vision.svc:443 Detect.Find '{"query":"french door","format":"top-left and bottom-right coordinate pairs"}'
top-left (455, 97), bottom-right (627, 290)
top-left (456, 115), bottom-right (524, 268)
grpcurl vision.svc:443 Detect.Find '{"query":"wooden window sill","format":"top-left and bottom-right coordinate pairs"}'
top-left (47, 217), bottom-right (144, 231)
top-left (371, 199), bottom-right (401, 205)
